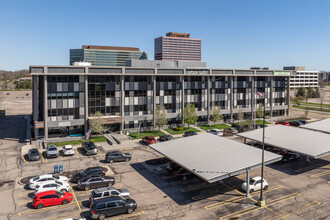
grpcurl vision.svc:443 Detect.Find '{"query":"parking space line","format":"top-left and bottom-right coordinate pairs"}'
top-left (205, 185), bottom-right (283, 210)
top-left (70, 185), bottom-right (82, 212)
top-left (97, 149), bottom-right (104, 155)
top-left (120, 147), bottom-right (133, 151)
top-left (18, 203), bottom-right (77, 216)
top-left (222, 182), bottom-right (245, 196)
top-left (294, 163), bottom-right (326, 173)
top-left (111, 210), bottom-right (145, 220)
top-left (21, 155), bottom-right (28, 164)
top-left (218, 192), bottom-right (301, 220)
top-left (74, 148), bottom-right (80, 157)
top-left (271, 201), bottom-right (321, 220)
top-left (310, 167), bottom-right (330, 178)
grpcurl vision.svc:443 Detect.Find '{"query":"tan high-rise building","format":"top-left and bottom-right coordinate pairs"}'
top-left (154, 32), bottom-right (201, 61)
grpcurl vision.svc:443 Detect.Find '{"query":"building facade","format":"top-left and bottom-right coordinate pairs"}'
top-left (70, 45), bottom-right (148, 67)
top-left (284, 66), bottom-right (319, 89)
top-left (154, 32), bottom-right (201, 61)
top-left (31, 66), bottom-right (290, 140)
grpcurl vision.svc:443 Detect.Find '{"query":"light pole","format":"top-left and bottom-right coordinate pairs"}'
top-left (257, 91), bottom-right (266, 207)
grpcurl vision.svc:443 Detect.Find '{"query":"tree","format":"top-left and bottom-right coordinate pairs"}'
top-left (183, 104), bottom-right (198, 128)
top-left (318, 90), bottom-right (327, 110)
top-left (256, 103), bottom-right (264, 118)
top-left (89, 111), bottom-right (108, 134)
top-left (296, 87), bottom-right (306, 97)
top-left (237, 107), bottom-right (244, 122)
top-left (154, 105), bottom-right (167, 130)
top-left (210, 106), bottom-right (223, 126)
top-left (291, 96), bottom-right (304, 106)
top-left (304, 91), bottom-right (310, 117)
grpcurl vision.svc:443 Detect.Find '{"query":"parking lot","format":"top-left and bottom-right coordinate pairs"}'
top-left (9, 142), bottom-right (330, 220)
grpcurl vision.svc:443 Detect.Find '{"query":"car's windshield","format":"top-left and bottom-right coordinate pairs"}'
top-left (249, 179), bottom-right (256, 184)
top-left (48, 147), bottom-right (57, 151)
top-left (31, 149), bottom-right (39, 155)
top-left (80, 171), bottom-right (86, 176)
top-left (56, 191), bottom-right (64, 196)
top-left (53, 175), bottom-right (59, 180)
top-left (33, 176), bottom-right (40, 181)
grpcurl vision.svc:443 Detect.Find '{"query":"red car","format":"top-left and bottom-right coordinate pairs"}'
top-left (275, 121), bottom-right (290, 126)
top-left (33, 190), bottom-right (73, 209)
top-left (142, 136), bottom-right (156, 145)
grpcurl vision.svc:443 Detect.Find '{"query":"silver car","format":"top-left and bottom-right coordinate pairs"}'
top-left (82, 141), bottom-right (98, 155)
top-left (46, 145), bottom-right (59, 158)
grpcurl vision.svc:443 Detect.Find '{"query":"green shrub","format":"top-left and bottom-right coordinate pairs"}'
top-left (174, 126), bottom-right (184, 131)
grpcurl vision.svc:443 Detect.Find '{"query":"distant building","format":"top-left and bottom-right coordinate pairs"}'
top-left (250, 67), bottom-right (269, 70)
top-left (319, 71), bottom-right (330, 83)
top-left (285, 66), bottom-right (319, 89)
top-left (154, 32), bottom-right (201, 61)
top-left (126, 59), bottom-right (206, 68)
top-left (70, 45), bottom-right (148, 67)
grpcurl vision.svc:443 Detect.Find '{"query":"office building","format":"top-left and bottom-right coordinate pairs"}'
top-left (319, 71), bottom-right (330, 83)
top-left (285, 66), bottom-right (319, 89)
top-left (70, 45), bottom-right (148, 67)
top-left (125, 59), bottom-right (206, 68)
top-left (154, 32), bottom-right (201, 61)
top-left (31, 65), bottom-right (290, 140)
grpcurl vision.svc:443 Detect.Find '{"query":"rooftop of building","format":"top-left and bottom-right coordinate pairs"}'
top-left (81, 45), bottom-right (140, 51)
top-left (166, 32), bottom-right (190, 38)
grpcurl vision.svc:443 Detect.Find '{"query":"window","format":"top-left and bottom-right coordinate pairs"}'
top-left (96, 203), bottom-right (106, 210)
top-left (103, 192), bottom-right (110, 197)
top-left (111, 191), bottom-right (119, 196)
top-left (116, 200), bottom-right (125, 206)
top-left (106, 202), bottom-right (117, 208)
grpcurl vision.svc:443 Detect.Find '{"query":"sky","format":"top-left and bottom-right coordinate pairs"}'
top-left (0, 0), bottom-right (329, 71)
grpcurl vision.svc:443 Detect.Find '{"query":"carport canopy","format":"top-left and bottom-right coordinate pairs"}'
top-left (149, 133), bottom-right (282, 183)
top-left (237, 125), bottom-right (330, 159)
top-left (301, 118), bottom-right (330, 134)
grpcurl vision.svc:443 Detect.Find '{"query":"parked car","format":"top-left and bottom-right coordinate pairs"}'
top-left (105, 151), bottom-right (132, 163)
top-left (183, 131), bottom-right (198, 137)
top-left (71, 167), bottom-right (107, 183)
top-left (46, 145), bottom-right (59, 158)
top-left (29, 174), bottom-right (68, 189)
top-left (282, 152), bottom-right (300, 162)
top-left (62, 145), bottom-right (75, 156)
top-left (223, 127), bottom-right (238, 136)
top-left (165, 161), bottom-right (181, 175)
top-left (275, 121), bottom-right (290, 126)
top-left (90, 197), bottom-right (137, 219)
top-left (33, 190), bottom-right (73, 209)
top-left (231, 124), bottom-right (247, 132)
top-left (27, 148), bottom-right (41, 161)
top-left (297, 120), bottom-right (308, 125)
top-left (289, 121), bottom-right (302, 127)
top-left (34, 180), bottom-right (70, 194)
top-left (78, 176), bottom-right (115, 191)
top-left (173, 168), bottom-right (194, 181)
top-left (159, 135), bottom-right (174, 142)
top-left (82, 141), bottom-right (98, 155)
top-left (142, 136), bottom-right (157, 145)
top-left (271, 147), bottom-right (288, 155)
top-left (207, 129), bottom-right (223, 136)
top-left (89, 186), bottom-right (130, 202)
top-left (241, 176), bottom-right (268, 193)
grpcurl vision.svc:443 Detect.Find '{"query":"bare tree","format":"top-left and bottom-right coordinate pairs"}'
top-left (237, 107), bottom-right (244, 122)
top-left (318, 90), bottom-right (327, 110)
top-left (154, 105), bottom-right (167, 130)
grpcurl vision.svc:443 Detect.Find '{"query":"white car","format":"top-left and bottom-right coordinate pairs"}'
top-left (207, 129), bottom-right (223, 136)
top-left (241, 176), bottom-right (268, 193)
top-left (29, 174), bottom-right (68, 189)
top-left (63, 145), bottom-right (75, 156)
top-left (34, 180), bottom-right (70, 194)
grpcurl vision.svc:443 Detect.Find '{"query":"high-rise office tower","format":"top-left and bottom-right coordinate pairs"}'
top-left (70, 45), bottom-right (148, 66)
top-left (154, 32), bottom-right (201, 61)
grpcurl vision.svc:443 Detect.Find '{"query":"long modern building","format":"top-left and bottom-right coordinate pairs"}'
top-left (30, 65), bottom-right (290, 140)
top-left (285, 66), bottom-right (319, 89)
top-left (70, 45), bottom-right (148, 66)
top-left (154, 32), bottom-right (201, 61)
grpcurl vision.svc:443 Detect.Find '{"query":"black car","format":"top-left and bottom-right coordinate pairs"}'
top-left (165, 161), bottom-right (181, 175)
top-left (90, 196), bottom-right (137, 219)
top-left (27, 148), bottom-right (41, 161)
top-left (71, 167), bottom-right (107, 183)
top-left (105, 151), bottom-right (132, 163)
top-left (231, 124), bottom-right (247, 132)
top-left (173, 168), bottom-right (194, 181)
top-left (159, 135), bottom-right (174, 142)
top-left (183, 131), bottom-right (198, 137)
top-left (297, 120), bottom-right (308, 125)
top-left (289, 121), bottom-right (301, 127)
top-left (282, 152), bottom-right (300, 162)
top-left (78, 176), bottom-right (115, 191)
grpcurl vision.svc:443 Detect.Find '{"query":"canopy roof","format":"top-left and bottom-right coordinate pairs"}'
top-left (301, 118), bottom-right (330, 134)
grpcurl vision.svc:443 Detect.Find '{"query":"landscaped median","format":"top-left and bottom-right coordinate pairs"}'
top-left (198, 123), bottom-right (230, 131)
top-left (47, 135), bottom-right (107, 146)
top-left (165, 127), bottom-right (200, 135)
top-left (129, 130), bottom-right (166, 140)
